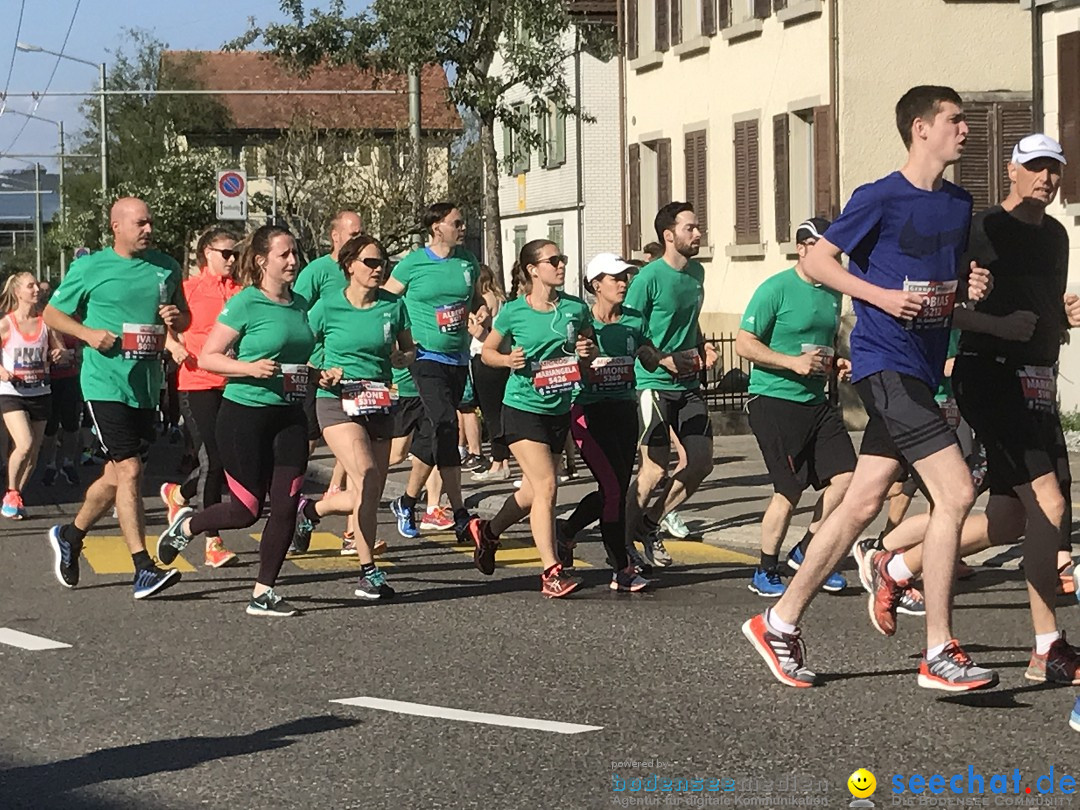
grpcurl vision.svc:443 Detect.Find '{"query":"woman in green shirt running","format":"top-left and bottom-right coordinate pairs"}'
top-left (294, 234), bottom-right (414, 601)
top-left (467, 239), bottom-right (597, 598)
top-left (155, 224), bottom-right (315, 618)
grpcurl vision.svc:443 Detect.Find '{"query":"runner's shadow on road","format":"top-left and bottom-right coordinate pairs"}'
top-left (937, 680), bottom-right (1062, 708)
top-left (0, 715), bottom-right (359, 804)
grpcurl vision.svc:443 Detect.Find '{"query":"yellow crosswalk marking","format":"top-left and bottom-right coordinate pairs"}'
top-left (658, 540), bottom-right (756, 565)
top-left (422, 532), bottom-right (593, 569)
top-left (82, 536), bottom-right (196, 574)
top-left (250, 531), bottom-right (395, 570)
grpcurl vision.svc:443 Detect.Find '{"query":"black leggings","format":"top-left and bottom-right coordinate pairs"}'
top-left (471, 355), bottom-right (510, 463)
top-left (564, 399), bottom-right (639, 570)
top-left (179, 389), bottom-right (225, 509)
top-left (189, 400), bottom-right (309, 587)
top-left (45, 375), bottom-right (82, 436)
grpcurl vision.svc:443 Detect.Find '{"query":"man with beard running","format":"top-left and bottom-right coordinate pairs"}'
top-left (624, 202), bottom-right (718, 571)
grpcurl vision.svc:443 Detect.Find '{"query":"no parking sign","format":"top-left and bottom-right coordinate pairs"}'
top-left (216, 170), bottom-right (247, 221)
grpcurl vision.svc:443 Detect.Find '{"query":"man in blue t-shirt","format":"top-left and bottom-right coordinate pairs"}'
top-left (742, 86), bottom-right (995, 693)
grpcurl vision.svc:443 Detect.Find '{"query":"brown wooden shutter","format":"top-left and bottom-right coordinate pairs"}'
top-left (1059, 32), bottom-right (1080, 204)
top-left (702, 0), bottom-right (716, 36)
top-left (997, 101), bottom-right (1033, 199)
top-left (812, 105), bottom-right (834, 218)
top-left (657, 138), bottom-right (672, 206)
top-left (773, 113), bottom-right (790, 243)
top-left (627, 0), bottom-right (639, 61)
top-left (695, 131), bottom-right (709, 240)
top-left (670, 0), bottom-right (682, 46)
top-left (656, 0), bottom-right (670, 51)
top-left (718, 0), bottom-right (731, 29)
top-left (956, 101), bottom-right (993, 211)
top-left (734, 121), bottom-right (759, 245)
top-left (629, 144), bottom-right (642, 251)
top-left (754, 0), bottom-right (771, 19)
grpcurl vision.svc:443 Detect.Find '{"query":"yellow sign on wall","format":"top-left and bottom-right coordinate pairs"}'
top-left (517, 174), bottom-right (527, 212)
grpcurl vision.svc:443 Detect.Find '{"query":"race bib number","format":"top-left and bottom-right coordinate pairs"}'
top-left (121, 323), bottom-right (165, 360)
top-left (435, 301), bottom-right (468, 334)
top-left (674, 348), bottom-right (703, 380)
top-left (280, 363), bottom-right (309, 404)
top-left (12, 349), bottom-right (46, 388)
top-left (1017, 365), bottom-right (1056, 414)
top-left (902, 279), bottom-right (957, 331)
top-left (532, 356), bottom-right (583, 396)
top-left (586, 355), bottom-right (635, 393)
top-left (341, 380), bottom-right (396, 416)
top-left (938, 396), bottom-right (961, 430)
top-left (800, 344), bottom-right (835, 376)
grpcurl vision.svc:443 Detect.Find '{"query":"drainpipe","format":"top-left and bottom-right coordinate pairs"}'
top-left (575, 26), bottom-right (586, 295)
top-left (617, 0), bottom-right (628, 257)
top-left (829, 0), bottom-right (840, 216)
top-left (1032, 0), bottom-right (1044, 128)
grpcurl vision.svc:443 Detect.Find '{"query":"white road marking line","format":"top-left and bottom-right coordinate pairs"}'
top-left (330, 696), bottom-right (602, 734)
top-left (0, 628), bottom-right (71, 651)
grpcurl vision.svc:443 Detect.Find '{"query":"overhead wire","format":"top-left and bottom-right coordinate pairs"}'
top-left (0, 0), bottom-right (28, 119)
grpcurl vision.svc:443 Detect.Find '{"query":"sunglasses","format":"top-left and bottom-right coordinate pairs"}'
top-left (359, 257), bottom-right (387, 269)
top-left (442, 219), bottom-right (466, 229)
top-left (207, 247), bottom-right (238, 261)
top-left (537, 255), bottom-right (569, 268)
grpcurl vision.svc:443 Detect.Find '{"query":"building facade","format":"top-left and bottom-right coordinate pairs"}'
top-left (625, 0), bottom-right (1032, 334)
top-left (491, 32), bottom-right (623, 297)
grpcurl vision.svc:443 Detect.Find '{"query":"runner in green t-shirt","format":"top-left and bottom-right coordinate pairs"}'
top-left (468, 238), bottom-right (597, 598)
top-left (294, 235), bottom-right (413, 601)
top-left (155, 224), bottom-right (316, 618)
top-left (736, 217), bottom-right (856, 599)
top-left (382, 202), bottom-right (486, 544)
top-left (45, 196), bottom-right (190, 600)
top-left (560, 253), bottom-right (661, 591)
top-left (623, 202), bottom-right (719, 571)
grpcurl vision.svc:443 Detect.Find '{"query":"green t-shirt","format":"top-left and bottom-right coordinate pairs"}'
top-left (623, 258), bottom-right (706, 392)
top-left (740, 268), bottom-right (842, 404)
top-left (576, 307), bottom-right (648, 405)
top-left (935, 329), bottom-right (962, 401)
top-left (308, 289), bottom-right (410, 400)
top-left (293, 253), bottom-right (345, 367)
top-left (492, 293), bottom-right (591, 415)
top-left (390, 246), bottom-right (478, 355)
top-left (217, 286), bottom-right (315, 407)
top-left (49, 247), bottom-right (184, 408)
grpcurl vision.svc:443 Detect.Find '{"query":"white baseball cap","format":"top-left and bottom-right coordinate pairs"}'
top-left (1011, 133), bottom-right (1067, 166)
top-left (585, 252), bottom-right (634, 282)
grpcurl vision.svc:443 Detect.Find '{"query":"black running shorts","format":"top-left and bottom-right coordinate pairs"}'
top-left (854, 370), bottom-right (957, 464)
top-left (0, 393), bottom-right (50, 422)
top-left (747, 395), bottom-right (856, 502)
top-left (85, 401), bottom-right (157, 462)
top-left (638, 388), bottom-right (713, 447)
top-left (392, 396), bottom-right (425, 440)
top-left (502, 405), bottom-right (570, 454)
top-left (302, 367), bottom-right (321, 442)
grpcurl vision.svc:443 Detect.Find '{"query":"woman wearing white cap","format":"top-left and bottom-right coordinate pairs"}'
top-left (559, 253), bottom-right (663, 591)
top-left (466, 239), bottom-right (597, 598)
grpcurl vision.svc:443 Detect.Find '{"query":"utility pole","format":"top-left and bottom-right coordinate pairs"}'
top-left (408, 65), bottom-right (423, 248)
top-left (99, 61), bottom-right (108, 198)
top-left (33, 163), bottom-right (42, 277)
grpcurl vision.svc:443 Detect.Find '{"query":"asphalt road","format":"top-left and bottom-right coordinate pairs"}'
top-left (1, 436), bottom-right (1078, 810)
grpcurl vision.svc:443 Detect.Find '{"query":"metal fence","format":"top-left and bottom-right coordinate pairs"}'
top-left (702, 332), bottom-right (751, 412)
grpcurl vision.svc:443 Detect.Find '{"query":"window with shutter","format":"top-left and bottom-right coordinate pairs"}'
top-left (718, 0), bottom-right (731, 29)
top-left (656, 0), bottom-right (670, 51)
top-left (627, 0), bottom-right (639, 60)
top-left (657, 138), bottom-right (672, 206)
top-left (629, 144), bottom-right (642, 251)
top-left (702, 0), bottom-right (717, 36)
top-left (502, 123), bottom-right (513, 176)
top-left (1059, 32), bottom-right (1080, 204)
top-left (684, 131), bottom-right (709, 243)
top-left (956, 102), bottom-right (993, 211)
top-left (734, 120), bottom-right (759, 245)
top-left (773, 113), bottom-right (790, 244)
top-left (812, 105), bottom-right (834, 219)
top-left (671, 0), bottom-right (682, 46)
top-left (753, 0), bottom-right (771, 19)
top-left (997, 101), bottom-right (1032, 198)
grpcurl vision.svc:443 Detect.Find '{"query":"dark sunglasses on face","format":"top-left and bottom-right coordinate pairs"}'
top-left (442, 219), bottom-right (466, 229)
top-left (360, 257), bottom-right (387, 269)
top-left (207, 247), bottom-right (238, 260)
top-left (537, 255), bottom-right (569, 268)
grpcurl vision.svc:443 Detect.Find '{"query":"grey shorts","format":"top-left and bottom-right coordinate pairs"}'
top-left (315, 396), bottom-right (395, 441)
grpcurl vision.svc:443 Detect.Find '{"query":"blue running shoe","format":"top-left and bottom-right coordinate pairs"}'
top-left (1071, 697), bottom-right (1080, 733)
top-left (748, 567), bottom-right (786, 597)
top-left (389, 496), bottom-right (419, 539)
top-left (293, 497), bottom-right (314, 553)
top-left (133, 566), bottom-right (181, 600)
top-left (788, 544), bottom-right (847, 593)
top-left (48, 525), bottom-right (81, 588)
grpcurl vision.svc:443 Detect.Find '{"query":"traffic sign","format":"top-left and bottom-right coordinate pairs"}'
top-left (216, 170), bottom-right (247, 221)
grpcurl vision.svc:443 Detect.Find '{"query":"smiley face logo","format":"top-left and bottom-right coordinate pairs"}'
top-left (847, 769), bottom-right (876, 799)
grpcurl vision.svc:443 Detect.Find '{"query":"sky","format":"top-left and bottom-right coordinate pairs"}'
top-left (0, 0), bottom-right (318, 173)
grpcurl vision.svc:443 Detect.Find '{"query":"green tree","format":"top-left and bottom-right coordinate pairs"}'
top-left (233, 0), bottom-right (615, 276)
top-left (60, 30), bottom-right (232, 263)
